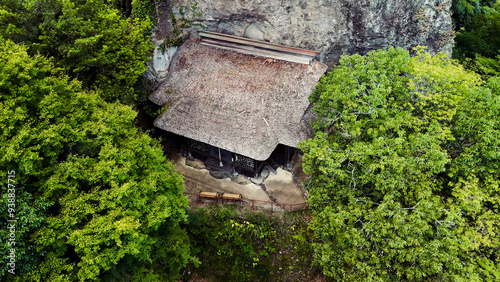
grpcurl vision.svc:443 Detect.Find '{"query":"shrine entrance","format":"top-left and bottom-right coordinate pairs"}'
top-left (186, 138), bottom-right (294, 178)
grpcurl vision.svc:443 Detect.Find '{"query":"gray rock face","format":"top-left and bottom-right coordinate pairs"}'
top-left (170, 0), bottom-right (453, 66)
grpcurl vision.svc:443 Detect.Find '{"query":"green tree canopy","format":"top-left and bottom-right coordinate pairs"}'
top-left (0, 0), bottom-right (153, 103)
top-left (0, 40), bottom-right (191, 281)
top-left (453, 1), bottom-right (500, 77)
top-left (454, 2), bottom-right (500, 57)
top-left (0, 188), bottom-right (51, 278)
top-left (300, 47), bottom-right (500, 280)
top-left (452, 0), bottom-right (498, 31)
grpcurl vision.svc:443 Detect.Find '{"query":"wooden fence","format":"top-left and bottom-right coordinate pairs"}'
top-left (183, 192), bottom-right (309, 215)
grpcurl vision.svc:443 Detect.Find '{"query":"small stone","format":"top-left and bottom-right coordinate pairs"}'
top-left (250, 176), bottom-right (264, 185)
top-left (260, 168), bottom-right (270, 179)
top-left (244, 23), bottom-right (265, 41)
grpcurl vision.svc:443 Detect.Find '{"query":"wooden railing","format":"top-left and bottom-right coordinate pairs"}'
top-left (183, 192), bottom-right (309, 215)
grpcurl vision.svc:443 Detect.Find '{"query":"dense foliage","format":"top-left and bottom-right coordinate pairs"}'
top-left (0, 0), bottom-right (153, 103)
top-left (300, 47), bottom-right (500, 280)
top-left (453, 1), bottom-right (500, 76)
top-left (0, 40), bottom-right (191, 281)
top-left (0, 189), bottom-right (51, 277)
top-left (452, 0), bottom-right (497, 31)
top-left (183, 206), bottom-right (319, 282)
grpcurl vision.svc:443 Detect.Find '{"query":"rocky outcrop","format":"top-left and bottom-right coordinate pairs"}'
top-left (169, 0), bottom-right (453, 66)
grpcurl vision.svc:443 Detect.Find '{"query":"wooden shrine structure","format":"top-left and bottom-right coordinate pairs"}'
top-left (149, 31), bottom-right (327, 177)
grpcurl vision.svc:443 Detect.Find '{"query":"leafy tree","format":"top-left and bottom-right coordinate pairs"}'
top-left (475, 54), bottom-right (500, 76)
top-left (0, 0), bottom-right (153, 103)
top-left (0, 0), bottom-right (37, 43)
top-left (300, 47), bottom-right (499, 280)
top-left (454, 3), bottom-right (500, 57)
top-left (452, 0), bottom-right (497, 31)
top-left (0, 188), bottom-right (52, 278)
top-left (449, 75), bottom-right (500, 280)
top-left (453, 2), bottom-right (500, 76)
top-left (182, 206), bottom-right (319, 281)
top-left (0, 40), bottom-right (191, 281)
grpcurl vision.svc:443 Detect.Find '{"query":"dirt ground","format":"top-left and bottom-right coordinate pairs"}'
top-left (263, 168), bottom-right (306, 205)
top-left (173, 152), bottom-right (273, 208)
top-left (168, 151), bottom-right (307, 210)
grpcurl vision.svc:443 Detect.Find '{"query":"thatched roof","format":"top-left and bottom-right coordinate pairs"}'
top-left (149, 37), bottom-right (327, 161)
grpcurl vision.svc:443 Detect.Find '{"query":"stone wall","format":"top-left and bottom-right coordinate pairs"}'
top-left (169, 0), bottom-right (453, 66)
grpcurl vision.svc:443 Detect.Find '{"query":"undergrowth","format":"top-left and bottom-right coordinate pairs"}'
top-left (182, 205), bottom-right (323, 281)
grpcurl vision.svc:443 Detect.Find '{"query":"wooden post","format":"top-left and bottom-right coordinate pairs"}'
top-left (285, 146), bottom-right (289, 163)
top-left (271, 202), bottom-right (273, 215)
top-left (252, 200), bottom-right (255, 211)
top-left (218, 147), bottom-right (223, 167)
top-left (285, 146), bottom-right (293, 169)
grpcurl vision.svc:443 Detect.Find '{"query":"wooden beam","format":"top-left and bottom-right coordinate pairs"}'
top-left (198, 30), bottom-right (318, 57)
top-left (201, 38), bottom-right (311, 64)
top-left (201, 40), bottom-right (311, 65)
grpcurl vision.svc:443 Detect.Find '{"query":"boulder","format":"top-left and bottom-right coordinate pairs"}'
top-left (244, 23), bottom-right (265, 40)
top-left (209, 169), bottom-right (230, 179)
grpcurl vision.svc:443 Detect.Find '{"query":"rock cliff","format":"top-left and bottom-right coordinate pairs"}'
top-left (168, 0), bottom-right (453, 66)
